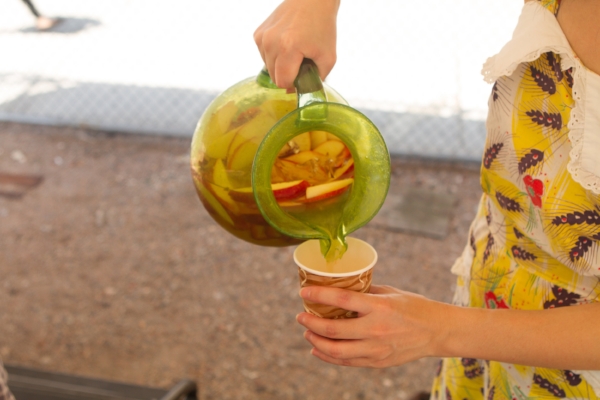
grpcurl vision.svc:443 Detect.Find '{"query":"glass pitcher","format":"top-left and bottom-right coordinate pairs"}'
top-left (191, 59), bottom-right (390, 253)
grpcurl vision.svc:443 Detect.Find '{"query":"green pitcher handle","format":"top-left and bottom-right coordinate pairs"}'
top-left (252, 59), bottom-right (391, 244)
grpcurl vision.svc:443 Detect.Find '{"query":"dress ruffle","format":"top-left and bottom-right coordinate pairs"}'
top-left (481, 1), bottom-right (600, 196)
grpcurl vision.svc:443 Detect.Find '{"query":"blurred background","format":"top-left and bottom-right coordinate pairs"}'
top-left (0, 0), bottom-right (521, 161)
top-left (0, 1), bottom-right (523, 399)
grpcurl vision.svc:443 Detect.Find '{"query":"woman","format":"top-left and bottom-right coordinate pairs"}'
top-left (255, 0), bottom-right (600, 398)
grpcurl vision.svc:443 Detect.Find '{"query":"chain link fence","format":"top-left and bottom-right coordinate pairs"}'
top-left (0, 0), bottom-right (522, 162)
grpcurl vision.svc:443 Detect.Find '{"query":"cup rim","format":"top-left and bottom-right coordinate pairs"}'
top-left (293, 237), bottom-right (378, 277)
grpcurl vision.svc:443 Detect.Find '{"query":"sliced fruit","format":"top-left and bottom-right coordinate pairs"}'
top-left (207, 182), bottom-right (239, 214)
top-left (283, 150), bottom-right (323, 165)
top-left (332, 158), bottom-right (355, 180)
top-left (272, 180), bottom-right (310, 200)
top-left (310, 131), bottom-right (329, 149)
top-left (204, 127), bottom-right (239, 160)
top-left (327, 132), bottom-right (342, 142)
top-left (200, 101), bottom-right (238, 146)
top-left (305, 178), bottom-right (354, 202)
top-left (313, 140), bottom-right (346, 158)
top-left (196, 181), bottom-right (234, 226)
top-left (212, 158), bottom-right (232, 188)
top-left (236, 111), bottom-right (278, 142)
top-left (229, 186), bottom-right (255, 204)
top-left (277, 199), bottom-right (306, 208)
top-left (259, 99), bottom-right (296, 120)
top-left (278, 142), bottom-right (294, 158)
top-left (230, 107), bottom-right (261, 129)
top-left (214, 101), bottom-right (238, 133)
top-left (291, 132), bottom-right (311, 153)
top-left (227, 140), bottom-right (260, 171)
top-left (229, 180), bottom-right (310, 204)
top-left (227, 111), bottom-right (278, 170)
top-left (334, 146), bottom-right (352, 167)
top-left (271, 163), bottom-right (286, 183)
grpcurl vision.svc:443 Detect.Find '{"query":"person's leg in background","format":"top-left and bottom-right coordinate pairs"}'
top-left (20, 0), bottom-right (60, 30)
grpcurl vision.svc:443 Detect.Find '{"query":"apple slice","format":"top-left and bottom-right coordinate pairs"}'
top-left (230, 106), bottom-right (261, 129)
top-left (327, 132), bottom-right (342, 142)
top-left (229, 186), bottom-right (255, 203)
top-left (207, 182), bottom-right (239, 214)
top-left (310, 131), bottom-right (329, 149)
top-left (212, 158), bottom-right (232, 188)
top-left (313, 140), bottom-right (346, 158)
top-left (291, 132), bottom-right (312, 153)
top-left (229, 180), bottom-right (310, 204)
top-left (305, 178), bottom-right (354, 202)
top-left (198, 101), bottom-right (238, 146)
top-left (227, 139), bottom-right (259, 171)
top-left (259, 99), bottom-right (296, 120)
top-left (283, 151), bottom-right (323, 165)
top-left (214, 101), bottom-right (238, 134)
top-left (227, 111), bottom-right (278, 170)
top-left (195, 181), bottom-right (235, 226)
top-left (332, 158), bottom-right (355, 180)
top-left (272, 180), bottom-right (310, 200)
top-left (204, 127), bottom-right (239, 160)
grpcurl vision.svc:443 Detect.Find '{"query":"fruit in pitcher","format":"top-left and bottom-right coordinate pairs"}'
top-left (272, 180), bottom-right (310, 200)
top-left (313, 140), bottom-right (346, 158)
top-left (230, 180), bottom-right (310, 203)
top-left (310, 131), bottom-right (328, 149)
top-left (332, 158), bottom-right (354, 180)
top-left (283, 151), bottom-right (324, 165)
top-left (278, 131), bottom-right (312, 157)
top-left (305, 178), bottom-right (354, 202)
top-left (212, 159), bottom-right (232, 188)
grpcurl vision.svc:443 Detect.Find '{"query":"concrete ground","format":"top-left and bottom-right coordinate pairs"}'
top-left (0, 121), bottom-right (483, 400)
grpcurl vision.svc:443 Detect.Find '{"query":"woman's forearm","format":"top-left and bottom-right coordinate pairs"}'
top-left (438, 301), bottom-right (600, 370)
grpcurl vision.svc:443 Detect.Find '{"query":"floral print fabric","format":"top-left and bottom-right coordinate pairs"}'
top-left (431, 1), bottom-right (600, 399)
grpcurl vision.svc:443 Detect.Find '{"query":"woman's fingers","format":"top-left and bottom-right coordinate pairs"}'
top-left (296, 311), bottom-right (366, 340)
top-left (303, 331), bottom-right (390, 368)
top-left (300, 286), bottom-right (374, 316)
top-left (272, 51), bottom-right (305, 89)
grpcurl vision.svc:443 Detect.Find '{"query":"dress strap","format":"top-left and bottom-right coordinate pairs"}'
top-left (538, 0), bottom-right (561, 15)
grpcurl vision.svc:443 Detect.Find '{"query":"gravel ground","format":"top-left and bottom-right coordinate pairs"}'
top-left (0, 122), bottom-right (483, 400)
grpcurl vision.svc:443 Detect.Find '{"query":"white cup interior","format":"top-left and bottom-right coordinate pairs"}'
top-left (293, 237), bottom-right (378, 277)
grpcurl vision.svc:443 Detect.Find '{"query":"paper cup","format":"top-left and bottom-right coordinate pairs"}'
top-left (293, 237), bottom-right (377, 319)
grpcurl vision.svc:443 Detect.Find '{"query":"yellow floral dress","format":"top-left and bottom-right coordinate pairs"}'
top-left (431, 1), bottom-right (600, 399)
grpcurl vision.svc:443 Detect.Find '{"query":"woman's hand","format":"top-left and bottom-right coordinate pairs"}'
top-left (296, 285), bottom-right (450, 368)
top-left (253, 0), bottom-right (340, 90)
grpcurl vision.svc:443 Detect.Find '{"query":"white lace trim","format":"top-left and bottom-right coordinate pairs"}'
top-left (481, 1), bottom-right (600, 195)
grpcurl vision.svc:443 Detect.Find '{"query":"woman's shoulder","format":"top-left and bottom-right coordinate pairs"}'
top-left (556, 0), bottom-right (600, 76)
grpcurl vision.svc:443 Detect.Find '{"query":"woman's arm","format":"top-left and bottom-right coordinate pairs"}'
top-left (297, 285), bottom-right (600, 369)
top-left (253, 0), bottom-right (340, 90)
